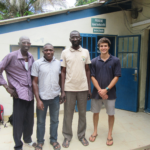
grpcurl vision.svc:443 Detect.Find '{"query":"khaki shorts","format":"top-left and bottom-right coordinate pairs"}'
top-left (91, 99), bottom-right (116, 115)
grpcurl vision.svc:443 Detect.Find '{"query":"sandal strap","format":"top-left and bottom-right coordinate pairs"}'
top-left (35, 145), bottom-right (42, 150)
top-left (91, 134), bottom-right (98, 138)
top-left (107, 138), bottom-right (113, 141)
top-left (80, 137), bottom-right (88, 144)
top-left (53, 142), bottom-right (59, 148)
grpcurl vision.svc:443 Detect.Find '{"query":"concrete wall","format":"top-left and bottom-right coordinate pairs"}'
top-left (0, 10), bottom-right (135, 117)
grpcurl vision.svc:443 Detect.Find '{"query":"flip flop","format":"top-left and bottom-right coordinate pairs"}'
top-left (106, 138), bottom-right (113, 146)
top-left (89, 134), bottom-right (98, 142)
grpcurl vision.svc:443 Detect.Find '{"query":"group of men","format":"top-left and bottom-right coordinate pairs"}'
top-left (0, 30), bottom-right (121, 150)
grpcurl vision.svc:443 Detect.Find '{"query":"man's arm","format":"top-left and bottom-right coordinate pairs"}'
top-left (61, 67), bottom-right (66, 102)
top-left (32, 76), bottom-right (44, 110)
top-left (99, 76), bottom-right (119, 97)
top-left (85, 64), bottom-right (92, 99)
top-left (0, 55), bottom-right (18, 98)
top-left (91, 76), bottom-right (108, 100)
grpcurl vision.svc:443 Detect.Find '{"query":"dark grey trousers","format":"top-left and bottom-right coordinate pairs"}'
top-left (13, 98), bottom-right (34, 150)
top-left (62, 91), bottom-right (88, 141)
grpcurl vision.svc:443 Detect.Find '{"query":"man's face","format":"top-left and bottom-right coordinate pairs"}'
top-left (43, 45), bottom-right (54, 61)
top-left (99, 43), bottom-right (110, 54)
top-left (70, 32), bottom-right (81, 47)
top-left (19, 39), bottom-right (31, 52)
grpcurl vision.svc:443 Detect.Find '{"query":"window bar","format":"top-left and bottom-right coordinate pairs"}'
top-left (126, 38), bottom-right (129, 68)
top-left (38, 47), bottom-right (40, 59)
top-left (91, 37), bottom-right (93, 59)
top-left (81, 37), bottom-right (83, 47)
top-left (132, 37), bottom-right (134, 68)
top-left (122, 53), bottom-right (123, 67)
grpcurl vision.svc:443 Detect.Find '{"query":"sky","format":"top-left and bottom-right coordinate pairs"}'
top-left (66, 0), bottom-right (76, 7)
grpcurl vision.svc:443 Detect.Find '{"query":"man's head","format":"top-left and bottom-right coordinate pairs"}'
top-left (18, 36), bottom-right (31, 52)
top-left (97, 37), bottom-right (111, 54)
top-left (43, 43), bottom-right (54, 61)
top-left (70, 30), bottom-right (81, 47)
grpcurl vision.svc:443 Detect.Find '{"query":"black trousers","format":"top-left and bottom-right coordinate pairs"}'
top-left (13, 98), bottom-right (34, 150)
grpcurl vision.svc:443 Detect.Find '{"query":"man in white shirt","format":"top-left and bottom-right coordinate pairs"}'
top-left (31, 43), bottom-right (61, 150)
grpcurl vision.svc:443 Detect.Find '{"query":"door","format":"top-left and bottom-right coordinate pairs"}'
top-left (116, 35), bottom-right (141, 112)
top-left (145, 30), bottom-right (150, 113)
top-left (75, 34), bottom-right (97, 111)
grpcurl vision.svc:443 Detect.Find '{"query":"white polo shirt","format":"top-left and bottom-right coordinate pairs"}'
top-left (60, 46), bottom-right (91, 91)
top-left (31, 57), bottom-right (61, 100)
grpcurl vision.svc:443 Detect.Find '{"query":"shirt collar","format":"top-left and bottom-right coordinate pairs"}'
top-left (98, 54), bottom-right (112, 61)
top-left (17, 49), bottom-right (32, 59)
top-left (70, 45), bottom-right (82, 52)
top-left (42, 56), bottom-right (55, 62)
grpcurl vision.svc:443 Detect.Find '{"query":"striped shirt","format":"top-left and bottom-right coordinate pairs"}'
top-left (0, 49), bottom-right (34, 101)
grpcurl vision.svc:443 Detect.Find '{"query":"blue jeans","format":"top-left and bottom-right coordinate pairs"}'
top-left (36, 96), bottom-right (60, 144)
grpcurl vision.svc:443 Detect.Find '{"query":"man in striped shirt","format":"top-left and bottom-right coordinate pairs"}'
top-left (0, 36), bottom-right (36, 150)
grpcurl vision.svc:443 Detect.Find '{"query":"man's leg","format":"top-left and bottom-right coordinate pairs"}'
top-left (23, 100), bottom-right (34, 143)
top-left (89, 99), bottom-right (102, 142)
top-left (49, 96), bottom-right (60, 149)
top-left (77, 91), bottom-right (89, 146)
top-left (13, 98), bottom-right (27, 150)
top-left (103, 99), bottom-right (116, 145)
top-left (36, 100), bottom-right (48, 145)
top-left (62, 92), bottom-right (76, 147)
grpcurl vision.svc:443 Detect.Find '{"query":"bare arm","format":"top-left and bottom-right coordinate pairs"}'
top-left (99, 76), bottom-right (119, 97)
top-left (61, 67), bottom-right (66, 101)
top-left (91, 76), bottom-right (108, 99)
top-left (59, 74), bottom-right (61, 87)
top-left (91, 76), bottom-right (101, 91)
top-left (32, 76), bottom-right (44, 110)
top-left (0, 55), bottom-right (18, 98)
top-left (85, 64), bottom-right (92, 99)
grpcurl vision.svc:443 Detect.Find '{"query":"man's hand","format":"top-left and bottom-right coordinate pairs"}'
top-left (98, 89), bottom-right (108, 100)
top-left (101, 94), bottom-right (108, 100)
top-left (61, 91), bottom-right (66, 103)
top-left (98, 89), bottom-right (107, 97)
top-left (6, 87), bottom-right (18, 98)
top-left (37, 100), bottom-right (44, 111)
top-left (87, 90), bottom-right (92, 100)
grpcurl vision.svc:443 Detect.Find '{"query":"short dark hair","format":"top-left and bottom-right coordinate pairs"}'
top-left (70, 30), bottom-right (80, 37)
top-left (97, 37), bottom-right (111, 47)
top-left (43, 43), bottom-right (53, 49)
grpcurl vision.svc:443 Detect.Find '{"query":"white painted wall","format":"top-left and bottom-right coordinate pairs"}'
top-left (0, 10), bottom-right (142, 117)
top-left (131, 0), bottom-right (150, 110)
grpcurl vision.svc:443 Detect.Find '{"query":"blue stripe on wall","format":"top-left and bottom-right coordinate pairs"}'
top-left (0, 1), bottom-right (131, 34)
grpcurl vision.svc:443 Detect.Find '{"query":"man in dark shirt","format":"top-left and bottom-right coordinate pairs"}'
top-left (89, 37), bottom-right (121, 146)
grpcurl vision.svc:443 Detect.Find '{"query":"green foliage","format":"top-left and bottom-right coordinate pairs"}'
top-left (0, 0), bottom-right (66, 20)
top-left (76, 0), bottom-right (97, 6)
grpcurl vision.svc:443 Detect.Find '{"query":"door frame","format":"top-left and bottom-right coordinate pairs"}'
top-left (145, 30), bottom-right (150, 113)
top-left (116, 35), bottom-right (141, 112)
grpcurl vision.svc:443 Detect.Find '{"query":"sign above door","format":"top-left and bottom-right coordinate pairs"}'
top-left (91, 18), bottom-right (106, 27)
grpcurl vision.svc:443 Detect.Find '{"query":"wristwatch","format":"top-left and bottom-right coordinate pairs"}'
top-left (106, 87), bottom-right (110, 92)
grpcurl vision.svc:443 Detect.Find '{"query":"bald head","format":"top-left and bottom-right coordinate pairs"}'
top-left (19, 36), bottom-right (30, 43)
top-left (18, 36), bottom-right (31, 52)
top-left (70, 30), bottom-right (80, 37)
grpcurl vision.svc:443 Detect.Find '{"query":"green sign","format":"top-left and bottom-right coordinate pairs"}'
top-left (93, 28), bottom-right (104, 33)
top-left (91, 18), bottom-right (106, 27)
